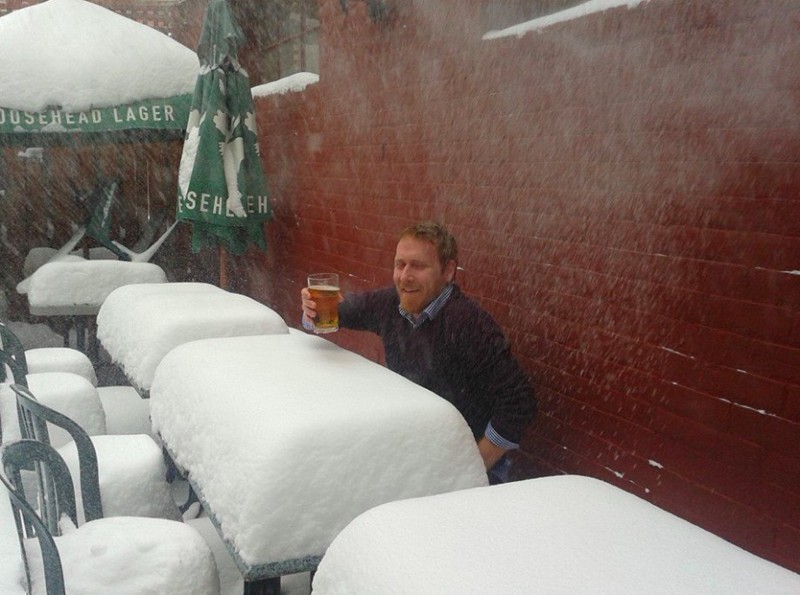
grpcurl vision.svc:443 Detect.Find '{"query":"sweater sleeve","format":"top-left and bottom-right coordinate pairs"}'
top-left (338, 287), bottom-right (396, 333)
top-left (462, 309), bottom-right (537, 446)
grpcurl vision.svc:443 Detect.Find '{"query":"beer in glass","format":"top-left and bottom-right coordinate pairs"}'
top-left (307, 273), bottom-right (340, 334)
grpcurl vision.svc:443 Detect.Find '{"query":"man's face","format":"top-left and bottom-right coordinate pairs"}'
top-left (393, 236), bottom-right (456, 315)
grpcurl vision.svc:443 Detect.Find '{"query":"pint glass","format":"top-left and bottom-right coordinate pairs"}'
top-left (307, 273), bottom-right (340, 334)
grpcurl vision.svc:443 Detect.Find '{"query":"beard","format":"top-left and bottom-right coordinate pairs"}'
top-left (396, 287), bottom-right (426, 314)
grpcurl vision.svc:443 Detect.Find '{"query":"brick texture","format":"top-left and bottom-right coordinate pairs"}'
top-left (237, 0), bottom-right (800, 573)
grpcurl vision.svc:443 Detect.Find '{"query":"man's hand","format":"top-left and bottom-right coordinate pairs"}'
top-left (301, 287), bottom-right (317, 325)
top-left (477, 436), bottom-right (507, 470)
top-left (301, 287), bottom-right (344, 327)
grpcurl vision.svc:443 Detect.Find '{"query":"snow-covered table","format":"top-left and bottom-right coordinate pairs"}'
top-left (149, 332), bottom-right (488, 593)
top-left (24, 260), bottom-right (168, 316)
top-left (22, 260), bottom-right (168, 352)
top-left (313, 475), bottom-right (800, 594)
top-left (96, 283), bottom-right (289, 394)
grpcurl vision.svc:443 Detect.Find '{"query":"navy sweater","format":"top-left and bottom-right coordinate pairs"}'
top-left (339, 285), bottom-right (536, 444)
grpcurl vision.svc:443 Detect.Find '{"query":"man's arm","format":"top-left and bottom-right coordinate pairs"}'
top-left (463, 308), bottom-right (537, 463)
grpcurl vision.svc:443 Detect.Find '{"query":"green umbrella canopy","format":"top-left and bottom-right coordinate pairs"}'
top-left (0, 0), bottom-right (198, 145)
top-left (176, 0), bottom-right (270, 255)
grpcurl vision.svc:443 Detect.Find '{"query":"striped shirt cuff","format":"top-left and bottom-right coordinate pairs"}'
top-left (301, 314), bottom-right (314, 331)
top-left (485, 422), bottom-right (519, 450)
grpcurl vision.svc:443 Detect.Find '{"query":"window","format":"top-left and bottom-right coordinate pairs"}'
top-left (241, 0), bottom-right (320, 85)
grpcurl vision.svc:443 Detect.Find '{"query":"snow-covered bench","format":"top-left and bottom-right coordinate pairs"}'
top-left (149, 332), bottom-right (488, 593)
top-left (96, 282), bottom-right (289, 395)
top-left (312, 475), bottom-right (800, 594)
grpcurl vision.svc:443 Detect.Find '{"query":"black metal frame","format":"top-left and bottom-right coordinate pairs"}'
top-left (1, 439), bottom-right (79, 595)
top-left (11, 383), bottom-right (104, 522)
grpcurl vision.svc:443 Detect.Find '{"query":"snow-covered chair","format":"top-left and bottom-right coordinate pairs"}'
top-left (112, 220), bottom-right (178, 263)
top-left (0, 338), bottom-right (152, 444)
top-left (74, 177), bottom-right (176, 264)
top-left (83, 178), bottom-right (131, 262)
top-left (12, 383), bottom-right (180, 523)
top-left (0, 352), bottom-right (105, 448)
top-left (0, 320), bottom-right (96, 386)
top-left (1, 439), bottom-right (220, 595)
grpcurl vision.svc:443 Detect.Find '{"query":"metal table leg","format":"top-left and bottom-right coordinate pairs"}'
top-left (243, 577), bottom-right (280, 595)
top-left (74, 315), bottom-right (86, 352)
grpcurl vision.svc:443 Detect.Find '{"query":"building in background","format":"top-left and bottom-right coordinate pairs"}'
top-left (239, 0), bottom-right (800, 574)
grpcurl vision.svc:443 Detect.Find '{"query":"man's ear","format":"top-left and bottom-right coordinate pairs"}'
top-left (444, 259), bottom-right (457, 282)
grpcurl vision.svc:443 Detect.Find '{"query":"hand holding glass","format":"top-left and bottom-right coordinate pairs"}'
top-left (307, 273), bottom-right (340, 334)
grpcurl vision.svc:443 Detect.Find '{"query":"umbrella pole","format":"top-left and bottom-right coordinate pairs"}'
top-left (219, 245), bottom-right (229, 289)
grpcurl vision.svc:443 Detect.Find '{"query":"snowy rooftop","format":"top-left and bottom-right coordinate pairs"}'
top-left (483, 0), bottom-right (650, 39)
top-left (0, 0), bottom-right (198, 112)
top-left (252, 73), bottom-right (319, 98)
top-left (150, 332), bottom-right (487, 568)
top-left (313, 475), bottom-right (800, 594)
top-left (97, 283), bottom-right (289, 391)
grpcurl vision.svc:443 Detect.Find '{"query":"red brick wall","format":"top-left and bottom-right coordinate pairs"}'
top-left (239, 0), bottom-right (800, 571)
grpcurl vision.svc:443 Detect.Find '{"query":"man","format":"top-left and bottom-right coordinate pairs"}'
top-left (301, 221), bottom-right (536, 480)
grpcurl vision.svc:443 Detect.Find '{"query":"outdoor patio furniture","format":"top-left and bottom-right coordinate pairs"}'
top-left (1, 439), bottom-right (220, 595)
top-left (19, 179), bottom-right (123, 284)
top-left (0, 320), bottom-right (96, 385)
top-left (16, 178), bottom-right (167, 357)
top-left (23, 260), bottom-right (168, 355)
top-left (150, 331), bottom-right (488, 594)
top-left (96, 282), bottom-right (289, 395)
top-left (0, 348), bottom-right (149, 447)
top-left (11, 383), bottom-right (180, 523)
top-left (84, 180), bottom-right (179, 264)
top-left (82, 178), bottom-right (131, 262)
top-left (16, 181), bottom-right (177, 354)
top-left (22, 228), bottom-right (90, 279)
top-left (0, 352), bottom-right (106, 448)
top-left (312, 475), bottom-right (800, 594)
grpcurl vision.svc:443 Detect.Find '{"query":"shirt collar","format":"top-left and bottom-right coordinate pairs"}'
top-left (399, 283), bottom-right (454, 328)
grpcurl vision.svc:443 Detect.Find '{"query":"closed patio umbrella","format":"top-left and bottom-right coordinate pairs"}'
top-left (176, 0), bottom-right (271, 256)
